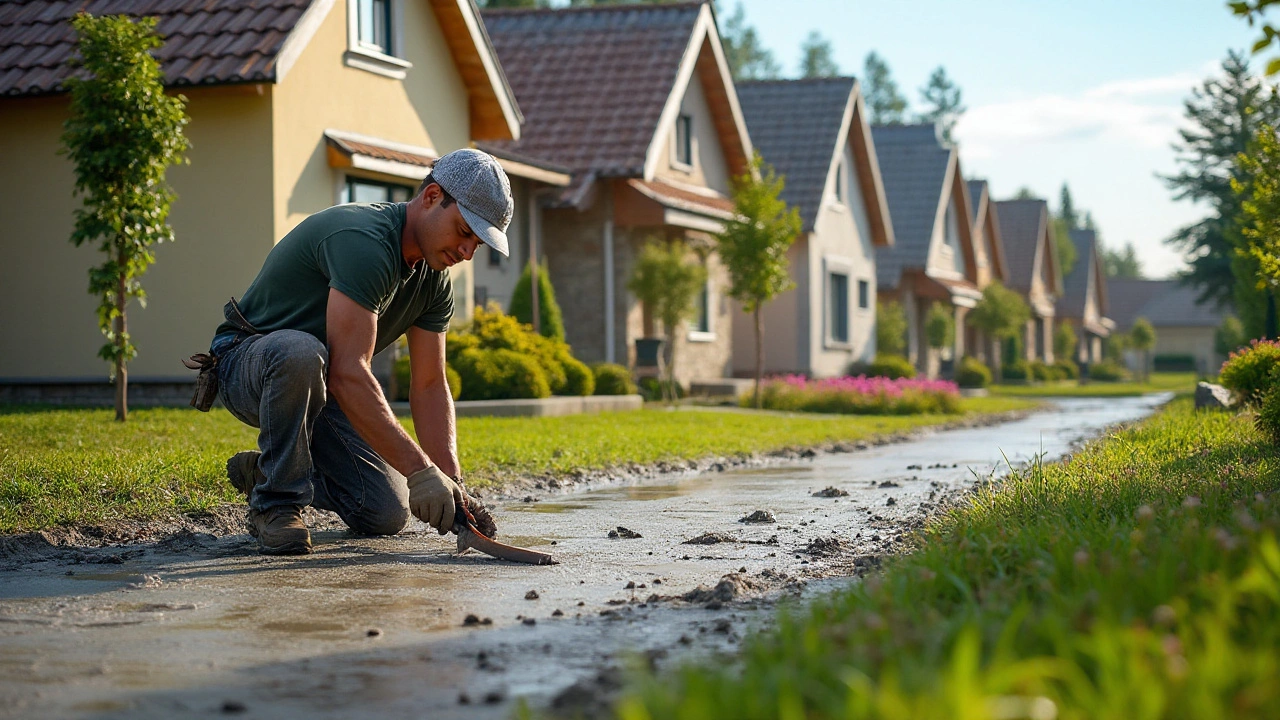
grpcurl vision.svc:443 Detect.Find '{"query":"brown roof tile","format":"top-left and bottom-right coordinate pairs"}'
top-left (628, 179), bottom-right (735, 218)
top-left (0, 0), bottom-right (312, 97)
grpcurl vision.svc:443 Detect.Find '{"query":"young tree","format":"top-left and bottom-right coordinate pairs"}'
top-left (799, 31), bottom-right (839, 78)
top-left (1130, 317), bottom-right (1157, 383)
top-left (716, 153), bottom-right (801, 408)
top-left (1233, 123), bottom-right (1280, 337)
top-left (508, 259), bottom-right (565, 341)
top-left (627, 242), bottom-right (707, 402)
top-left (1054, 322), bottom-right (1078, 364)
top-left (968, 281), bottom-right (1031, 382)
top-left (862, 51), bottom-right (907, 125)
top-left (61, 13), bottom-right (190, 422)
top-left (876, 301), bottom-right (908, 357)
top-left (924, 303), bottom-right (955, 374)
top-left (917, 66), bottom-right (965, 143)
top-left (1051, 215), bottom-right (1078, 277)
top-left (718, 2), bottom-right (781, 81)
top-left (1101, 241), bottom-right (1144, 278)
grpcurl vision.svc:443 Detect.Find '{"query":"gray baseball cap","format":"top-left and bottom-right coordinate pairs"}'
top-left (430, 148), bottom-right (513, 257)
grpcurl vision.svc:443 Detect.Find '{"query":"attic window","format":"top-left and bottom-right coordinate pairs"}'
top-left (674, 114), bottom-right (693, 167)
top-left (834, 161), bottom-right (844, 203)
top-left (345, 0), bottom-right (411, 79)
top-left (358, 0), bottom-right (392, 55)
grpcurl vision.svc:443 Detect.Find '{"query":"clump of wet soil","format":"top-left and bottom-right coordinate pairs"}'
top-left (607, 526), bottom-right (642, 539)
top-left (682, 532), bottom-right (738, 545)
top-left (804, 537), bottom-right (846, 557)
top-left (681, 573), bottom-right (758, 604)
top-left (813, 486), bottom-right (849, 498)
top-left (738, 510), bottom-right (776, 523)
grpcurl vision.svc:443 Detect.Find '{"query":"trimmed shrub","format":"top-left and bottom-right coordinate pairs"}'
top-left (876, 302), bottom-right (908, 356)
top-left (1053, 359), bottom-right (1080, 380)
top-left (1220, 338), bottom-right (1280, 406)
top-left (592, 363), bottom-right (636, 396)
top-left (1256, 368), bottom-right (1280, 443)
top-left (866, 354), bottom-right (916, 380)
top-left (452, 348), bottom-right (550, 401)
top-left (392, 354), bottom-right (462, 401)
top-left (1002, 360), bottom-right (1030, 381)
top-left (452, 305), bottom-right (594, 397)
top-left (561, 355), bottom-right (595, 397)
top-left (639, 377), bottom-right (685, 402)
top-left (955, 356), bottom-right (991, 389)
top-left (508, 260), bottom-right (566, 341)
top-left (1087, 359), bottom-right (1129, 382)
top-left (1029, 360), bottom-right (1052, 382)
top-left (747, 375), bottom-right (962, 415)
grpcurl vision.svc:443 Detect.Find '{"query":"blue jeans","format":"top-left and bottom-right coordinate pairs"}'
top-left (214, 330), bottom-right (409, 535)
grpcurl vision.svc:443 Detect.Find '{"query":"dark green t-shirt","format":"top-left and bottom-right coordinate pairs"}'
top-left (214, 202), bottom-right (453, 354)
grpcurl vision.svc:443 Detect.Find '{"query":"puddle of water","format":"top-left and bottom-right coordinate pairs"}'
top-left (260, 620), bottom-right (349, 635)
top-left (505, 502), bottom-right (593, 514)
top-left (591, 484), bottom-right (690, 501)
top-left (65, 572), bottom-right (144, 583)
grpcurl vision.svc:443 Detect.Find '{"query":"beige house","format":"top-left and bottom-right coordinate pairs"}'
top-left (0, 0), bottom-right (538, 401)
top-left (964, 179), bottom-right (1010, 365)
top-left (1108, 279), bottom-right (1231, 375)
top-left (993, 199), bottom-right (1062, 363)
top-left (482, 3), bottom-right (752, 387)
top-left (870, 124), bottom-right (982, 378)
top-left (733, 77), bottom-right (894, 377)
top-left (1057, 229), bottom-right (1114, 366)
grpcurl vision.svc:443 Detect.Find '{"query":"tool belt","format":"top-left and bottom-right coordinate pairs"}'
top-left (182, 298), bottom-right (259, 412)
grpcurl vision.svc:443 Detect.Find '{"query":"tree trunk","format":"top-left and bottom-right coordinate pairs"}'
top-left (664, 329), bottom-right (676, 404)
top-left (115, 257), bottom-right (128, 422)
top-left (753, 306), bottom-right (763, 409)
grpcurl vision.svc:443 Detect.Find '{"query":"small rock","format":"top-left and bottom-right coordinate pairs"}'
top-left (523, 617), bottom-right (537, 626)
top-left (220, 701), bottom-right (247, 714)
top-left (713, 619), bottom-right (732, 633)
top-left (804, 537), bottom-right (845, 557)
top-left (877, 480), bottom-right (902, 488)
top-left (1195, 381), bottom-right (1233, 410)
top-left (683, 532), bottom-right (737, 545)
top-left (458, 693), bottom-right (471, 705)
top-left (705, 601), bottom-right (723, 610)
top-left (609, 526), bottom-right (642, 539)
top-left (483, 690), bottom-right (506, 704)
top-left (463, 614), bottom-right (481, 626)
top-left (552, 609), bottom-right (564, 617)
top-left (678, 634), bottom-right (692, 645)
top-left (525, 590), bottom-right (540, 600)
top-left (906, 464), bottom-right (922, 470)
top-left (366, 628), bottom-right (382, 637)
top-left (812, 486), bottom-right (848, 498)
top-left (625, 581), bottom-right (635, 589)
top-left (738, 510), bottom-right (776, 523)
top-left (886, 497), bottom-right (897, 506)
top-left (482, 617), bottom-right (493, 625)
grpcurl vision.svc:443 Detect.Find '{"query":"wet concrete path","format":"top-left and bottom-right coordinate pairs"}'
top-left (0, 395), bottom-right (1169, 719)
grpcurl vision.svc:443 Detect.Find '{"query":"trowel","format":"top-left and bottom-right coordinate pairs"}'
top-left (453, 505), bottom-right (557, 565)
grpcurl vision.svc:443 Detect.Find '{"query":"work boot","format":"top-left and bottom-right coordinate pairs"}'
top-left (226, 450), bottom-right (263, 500)
top-left (247, 505), bottom-right (312, 555)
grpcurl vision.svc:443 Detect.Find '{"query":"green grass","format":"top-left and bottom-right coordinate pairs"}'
top-left (619, 398), bottom-right (1280, 719)
top-left (0, 397), bottom-right (1034, 535)
top-left (990, 371), bottom-right (1198, 398)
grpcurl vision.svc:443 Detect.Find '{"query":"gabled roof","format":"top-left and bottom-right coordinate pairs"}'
top-left (0, 0), bottom-right (521, 139)
top-left (481, 2), bottom-right (751, 199)
top-left (1058, 228), bottom-right (1106, 319)
top-left (871, 123), bottom-right (971, 290)
top-left (1107, 279), bottom-right (1230, 332)
top-left (994, 198), bottom-right (1059, 297)
top-left (736, 77), bottom-right (892, 246)
top-left (966, 179), bottom-right (1007, 282)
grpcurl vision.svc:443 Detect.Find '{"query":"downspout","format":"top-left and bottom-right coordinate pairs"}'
top-left (604, 184), bottom-right (616, 364)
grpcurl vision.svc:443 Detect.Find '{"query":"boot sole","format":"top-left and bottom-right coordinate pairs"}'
top-left (258, 539), bottom-right (313, 556)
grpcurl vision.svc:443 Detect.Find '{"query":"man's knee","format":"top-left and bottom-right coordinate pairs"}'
top-left (264, 330), bottom-right (328, 380)
top-left (351, 501), bottom-right (410, 536)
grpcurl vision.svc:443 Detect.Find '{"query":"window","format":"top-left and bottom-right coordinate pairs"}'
top-left (858, 279), bottom-right (869, 309)
top-left (357, 0), bottom-right (393, 56)
top-left (344, 177), bottom-right (413, 204)
top-left (694, 281), bottom-right (711, 333)
top-left (829, 272), bottom-right (849, 343)
top-left (834, 161), bottom-right (844, 203)
top-left (674, 114), bottom-right (693, 166)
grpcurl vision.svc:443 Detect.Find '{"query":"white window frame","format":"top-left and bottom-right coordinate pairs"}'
top-left (824, 255), bottom-right (854, 349)
top-left (687, 274), bottom-right (715, 343)
top-left (345, 0), bottom-right (411, 80)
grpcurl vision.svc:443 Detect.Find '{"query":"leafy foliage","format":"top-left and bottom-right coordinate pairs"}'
top-left (865, 353), bottom-right (916, 380)
top-left (452, 348), bottom-right (549, 401)
top-left (875, 301), bottom-right (908, 356)
top-left (915, 66), bottom-right (965, 143)
top-left (923, 303), bottom-right (953, 350)
top-left (507, 259), bottom-right (565, 341)
top-left (1053, 358), bottom-right (1080, 380)
top-left (1221, 338), bottom-right (1280, 405)
top-left (449, 305), bottom-right (591, 398)
top-left (955, 356), bottom-right (991, 389)
top-left (968, 281), bottom-right (1030, 342)
top-left (590, 363), bottom-right (636, 396)
top-left (1050, 214), bottom-right (1077, 278)
top-left (1234, 123), bottom-right (1280, 293)
top-left (1216, 315), bottom-right (1247, 357)
top-left (1087, 359), bottom-right (1130, 382)
top-left (1053, 322), bottom-right (1077, 362)
top-left (1101, 240), bottom-right (1144, 278)
top-left (717, 1), bottom-right (780, 81)
top-left (798, 31), bottom-right (838, 78)
top-left (60, 13), bottom-right (190, 420)
top-left (1001, 359), bottom-right (1030, 381)
top-left (1231, 0), bottom-right (1280, 74)
top-left (862, 51), bottom-right (907, 125)
top-left (628, 241), bottom-right (707, 399)
top-left (1131, 317), bottom-right (1157, 382)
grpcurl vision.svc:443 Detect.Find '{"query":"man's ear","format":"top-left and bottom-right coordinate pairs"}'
top-left (419, 182), bottom-right (442, 208)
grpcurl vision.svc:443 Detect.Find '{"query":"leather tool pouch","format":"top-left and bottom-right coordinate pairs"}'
top-left (182, 298), bottom-right (260, 412)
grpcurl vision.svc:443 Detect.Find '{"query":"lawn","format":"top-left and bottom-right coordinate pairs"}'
top-left (619, 397), bottom-right (1280, 719)
top-left (0, 396), bottom-right (1034, 535)
top-left (989, 371), bottom-right (1198, 398)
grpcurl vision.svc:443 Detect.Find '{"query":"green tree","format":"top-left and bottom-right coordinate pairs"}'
top-left (1164, 52), bottom-right (1280, 336)
top-left (924, 302), bottom-right (954, 356)
top-left (968, 281), bottom-right (1031, 382)
top-left (508, 259), bottom-right (565, 341)
top-left (60, 13), bottom-right (190, 422)
top-left (717, 153), bottom-right (801, 407)
top-left (916, 66), bottom-right (965, 144)
top-left (1215, 315), bottom-right (1247, 357)
top-left (1054, 322), bottom-right (1078, 363)
top-left (799, 31), bottom-right (838, 78)
top-left (718, 2), bottom-right (780, 81)
top-left (1101, 241), bottom-right (1144, 278)
top-left (628, 242), bottom-right (707, 402)
top-left (862, 51), bottom-right (907, 125)
top-left (1130, 317), bottom-right (1157, 383)
top-left (876, 301), bottom-right (908, 357)
top-left (1059, 183), bottom-right (1079, 229)
top-left (1051, 216), bottom-right (1078, 278)
top-left (1231, 1), bottom-right (1280, 74)
top-left (1013, 186), bottom-right (1037, 200)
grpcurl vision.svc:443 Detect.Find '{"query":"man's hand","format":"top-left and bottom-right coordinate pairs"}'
top-left (406, 466), bottom-right (463, 534)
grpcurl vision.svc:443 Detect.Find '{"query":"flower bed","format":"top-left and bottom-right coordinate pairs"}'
top-left (749, 374), bottom-right (962, 415)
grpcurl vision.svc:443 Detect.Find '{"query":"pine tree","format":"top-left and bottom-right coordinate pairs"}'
top-left (1059, 183), bottom-right (1078, 229)
top-left (862, 52), bottom-right (907, 125)
top-left (916, 66), bottom-right (965, 143)
top-left (799, 31), bottom-right (838, 78)
top-left (718, 2), bottom-right (780, 81)
top-left (1101, 241), bottom-right (1143, 278)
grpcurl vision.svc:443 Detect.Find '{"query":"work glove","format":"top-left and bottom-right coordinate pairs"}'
top-left (406, 466), bottom-right (463, 535)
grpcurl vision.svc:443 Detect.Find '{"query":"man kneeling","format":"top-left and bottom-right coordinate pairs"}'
top-left (199, 149), bottom-right (508, 554)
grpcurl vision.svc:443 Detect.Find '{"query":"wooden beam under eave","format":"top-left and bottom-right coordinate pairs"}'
top-left (428, 0), bottom-right (515, 141)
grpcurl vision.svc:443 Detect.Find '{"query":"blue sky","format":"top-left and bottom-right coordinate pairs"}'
top-left (730, 0), bottom-right (1261, 278)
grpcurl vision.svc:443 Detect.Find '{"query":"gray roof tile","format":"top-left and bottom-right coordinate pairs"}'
top-left (1057, 228), bottom-right (1097, 318)
top-left (870, 123), bottom-right (951, 289)
top-left (993, 199), bottom-right (1049, 294)
top-left (1108, 279), bottom-right (1230, 331)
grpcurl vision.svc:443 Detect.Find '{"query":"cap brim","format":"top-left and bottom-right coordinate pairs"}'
top-left (458, 204), bottom-right (508, 257)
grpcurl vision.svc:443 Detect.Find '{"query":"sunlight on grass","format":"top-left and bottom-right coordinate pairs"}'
top-left (989, 371), bottom-right (1197, 398)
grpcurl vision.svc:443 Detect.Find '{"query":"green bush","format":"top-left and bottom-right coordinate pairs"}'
top-left (452, 348), bottom-right (550, 401)
top-left (592, 363), bottom-right (636, 396)
top-left (955, 356), bottom-right (991, 389)
top-left (1256, 368), bottom-right (1280, 443)
top-left (561, 355), bottom-right (595, 397)
top-left (1053, 358), bottom-right (1079, 379)
top-left (452, 305), bottom-right (594, 397)
top-left (1029, 360), bottom-right (1052, 382)
top-left (1002, 360), bottom-right (1030, 381)
top-left (508, 260), bottom-right (566, 341)
top-left (392, 353), bottom-right (461, 401)
top-left (1087, 359), bottom-right (1130, 382)
top-left (1220, 339), bottom-right (1280, 406)
top-left (639, 377), bottom-right (685, 402)
top-left (865, 354), bottom-right (916, 380)
top-left (876, 302), bottom-right (908, 356)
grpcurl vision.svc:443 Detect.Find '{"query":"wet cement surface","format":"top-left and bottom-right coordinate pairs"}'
top-left (0, 395), bottom-right (1169, 719)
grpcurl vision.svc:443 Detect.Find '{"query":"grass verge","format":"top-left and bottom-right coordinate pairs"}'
top-left (0, 397), bottom-right (1034, 535)
top-left (989, 371), bottom-right (1198, 398)
top-left (619, 397), bottom-right (1280, 719)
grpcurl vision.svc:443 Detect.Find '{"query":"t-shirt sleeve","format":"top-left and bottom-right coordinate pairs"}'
top-left (319, 231), bottom-right (398, 314)
top-left (414, 272), bottom-right (454, 334)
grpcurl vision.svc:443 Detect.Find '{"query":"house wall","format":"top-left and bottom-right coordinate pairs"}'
top-left (1153, 326), bottom-right (1220, 375)
top-left (0, 88), bottom-right (275, 381)
top-left (473, 177), bottom-right (532, 312)
top-left (543, 196), bottom-right (611, 363)
top-left (653, 71), bottom-right (732, 195)
top-left (733, 238), bottom-right (807, 376)
top-left (925, 192), bottom-right (965, 279)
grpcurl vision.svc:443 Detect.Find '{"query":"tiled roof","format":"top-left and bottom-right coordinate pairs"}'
top-left (0, 0), bottom-right (312, 97)
top-left (326, 131), bottom-right (435, 167)
top-left (1057, 228), bottom-right (1097, 318)
top-left (870, 123), bottom-right (951, 290)
top-left (628, 178), bottom-right (734, 218)
top-left (736, 78), bottom-right (855, 233)
top-left (994, 199), bottom-right (1048, 294)
top-left (480, 3), bottom-right (702, 188)
top-left (1108, 279), bottom-right (1230, 332)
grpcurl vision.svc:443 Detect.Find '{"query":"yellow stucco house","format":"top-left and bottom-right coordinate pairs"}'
top-left (0, 0), bottom-right (547, 402)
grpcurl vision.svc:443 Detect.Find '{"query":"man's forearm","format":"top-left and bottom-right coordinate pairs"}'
top-left (410, 377), bottom-right (460, 479)
top-left (329, 364), bottom-right (430, 478)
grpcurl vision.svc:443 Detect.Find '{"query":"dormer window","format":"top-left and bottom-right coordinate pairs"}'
top-left (345, 0), bottom-right (411, 79)
top-left (674, 114), bottom-right (693, 167)
top-left (358, 0), bottom-right (392, 56)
